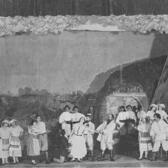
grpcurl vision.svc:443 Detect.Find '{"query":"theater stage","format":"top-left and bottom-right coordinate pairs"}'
top-left (3, 156), bottom-right (168, 167)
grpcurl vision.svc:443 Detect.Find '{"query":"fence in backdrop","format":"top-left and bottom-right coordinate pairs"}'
top-left (0, 0), bottom-right (168, 16)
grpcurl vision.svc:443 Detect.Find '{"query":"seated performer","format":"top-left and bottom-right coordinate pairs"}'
top-left (0, 120), bottom-right (11, 165)
top-left (69, 117), bottom-right (87, 162)
top-left (9, 119), bottom-right (24, 164)
top-left (96, 114), bottom-right (117, 161)
top-left (137, 117), bottom-right (152, 160)
top-left (36, 115), bottom-right (50, 164)
top-left (150, 113), bottom-right (168, 161)
top-left (59, 105), bottom-right (72, 139)
top-left (84, 113), bottom-right (95, 160)
top-left (156, 104), bottom-right (168, 122)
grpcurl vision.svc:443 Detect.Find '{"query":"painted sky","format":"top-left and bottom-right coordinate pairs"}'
top-left (0, 31), bottom-right (155, 94)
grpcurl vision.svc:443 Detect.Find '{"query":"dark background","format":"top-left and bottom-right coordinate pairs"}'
top-left (0, 0), bottom-right (168, 16)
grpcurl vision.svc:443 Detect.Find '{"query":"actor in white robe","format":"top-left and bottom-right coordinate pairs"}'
top-left (0, 120), bottom-right (11, 164)
top-left (59, 105), bottom-right (72, 138)
top-left (9, 119), bottom-right (23, 163)
top-left (70, 117), bottom-right (87, 161)
top-left (150, 113), bottom-right (168, 160)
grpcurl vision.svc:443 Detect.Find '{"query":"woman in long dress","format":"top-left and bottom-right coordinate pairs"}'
top-left (0, 120), bottom-right (11, 165)
top-left (27, 120), bottom-right (40, 165)
top-left (69, 117), bottom-right (87, 161)
top-left (9, 119), bottom-right (24, 163)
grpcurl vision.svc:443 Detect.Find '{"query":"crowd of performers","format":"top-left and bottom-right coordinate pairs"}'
top-left (0, 103), bottom-right (168, 165)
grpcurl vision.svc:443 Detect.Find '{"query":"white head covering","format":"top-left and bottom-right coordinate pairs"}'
top-left (9, 119), bottom-right (17, 124)
top-left (150, 104), bottom-right (157, 108)
top-left (158, 104), bottom-right (166, 109)
top-left (2, 119), bottom-right (9, 124)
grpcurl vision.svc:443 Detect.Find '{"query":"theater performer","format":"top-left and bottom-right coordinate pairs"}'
top-left (150, 113), bottom-right (168, 161)
top-left (146, 104), bottom-right (157, 122)
top-left (116, 106), bottom-right (127, 128)
top-left (36, 115), bottom-right (50, 164)
top-left (137, 117), bottom-right (152, 160)
top-left (96, 114), bottom-right (117, 161)
top-left (0, 120), bottom-right (11, 165)
top-left (71, 106), bottom-right (85, 130)
top-left (27, 120), bottom-right (40, 165)
top-left (84, 113), bottom-right (95, 160)
top-left (69, 117), bottom-right (87, 162)
top-left (156, 104), bottom-right (168, 122)
top-left (125, 105), bottom-right (137, 123)
top-left (59, 105), bottom-right (72, 139)
top-left (9, 119), bottom-right (24, 164)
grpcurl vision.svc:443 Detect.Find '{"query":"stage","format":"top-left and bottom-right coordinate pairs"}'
top-left (3, 155), bottom-right (168, 167)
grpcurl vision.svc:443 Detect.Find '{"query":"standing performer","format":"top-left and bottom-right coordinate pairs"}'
top-left (0, 120), bottom-right (11, 165)
top-left (150, 113), bottom-right (168, 161)
top-left (116, 106), bottom-right (127, 128)
top-left (137, 106), bottom-right (147, 123)
top-left (156, 104), bottom-right (168, 121)
top-left (36, 115), bottom-right (49, 164)
top-left (9, 119), bottom-right (24, 164)
top-left (96, 114), bottom-right (117, 161)
top-left (137, 117), bottom-right (152, 160)
top-left (125, 105), bottom-right (137, 123)
top-left (27, 120), bottom-right (40, 165)
top-left (70, 117), bottom-right (87, 162)
top-left (59, 105), bottom-right (72, 139)
top-left (71, 106), bottom-right (85, 130)
top-left (84, 113), bottom-right (95, 160)
top-left (146, 104), bottom-right (157, 122)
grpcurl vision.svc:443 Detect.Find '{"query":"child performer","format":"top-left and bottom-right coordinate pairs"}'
top-left (9, 119), bottom-right (24, 164)
top-left (137, 117), bottom-right (152, 160)
top-left (0, 120), bottom-right (11, 165)
top-left (84, 113), bottom-right (95, 160)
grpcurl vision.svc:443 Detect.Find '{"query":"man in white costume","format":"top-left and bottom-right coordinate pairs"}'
top-left (146, 104), bottom-right (157, 122)
top-left (59, 105), bottom-right (72, 138)
top-left (156, 104), bottom-right (168, 122)
top-left (150, 113), bottom-right (168, 161)
top-left (84, 113), bottom-right (95, 160)
top-left (96, 114), bottom-right (117, 161)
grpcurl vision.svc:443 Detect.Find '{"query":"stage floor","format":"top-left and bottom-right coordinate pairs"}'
top-left (2, 155), bottom-right (168, 167)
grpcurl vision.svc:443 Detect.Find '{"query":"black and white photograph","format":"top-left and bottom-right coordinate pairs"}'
top-left (0, 0), bottom-right (168, 167)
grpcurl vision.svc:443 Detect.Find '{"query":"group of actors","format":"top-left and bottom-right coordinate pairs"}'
top-left (57, 103), bottom-right (168, 163)
top-left (0, 115), bottom-right (49, 165)
top-left (0, 103), bottom-right (168, 165)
